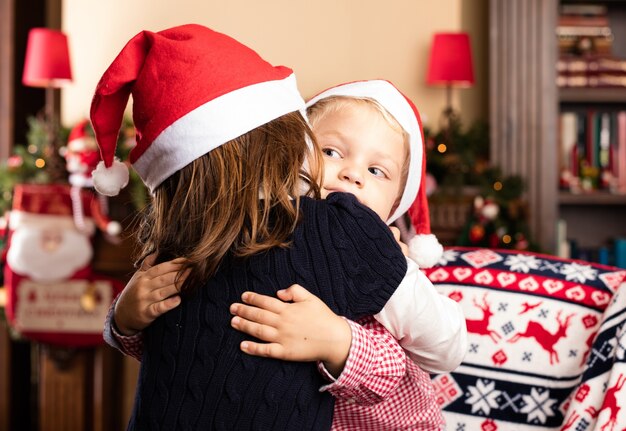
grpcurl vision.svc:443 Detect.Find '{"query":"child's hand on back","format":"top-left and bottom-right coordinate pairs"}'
top-left (113, 254), bottom-right (187, 336)
top-left (230, 284), bottom-right (352, 377)
top-left (389, 226), bottom-right (409, 256)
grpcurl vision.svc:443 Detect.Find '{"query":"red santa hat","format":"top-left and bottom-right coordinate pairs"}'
top-left (64, 119), bottom-right (100, 186)
top-left (67, 119), bottom-right (96, 152)
top-left (89, 24), bottom-right (305, 196)
top-left (306, 80), bottom-right (443, 268)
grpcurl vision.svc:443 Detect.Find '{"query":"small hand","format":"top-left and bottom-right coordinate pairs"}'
top-left (389, 226), bottom-right (409, 256)
top-left (113, 254), bottom-right (188, 335)
top-left (230, 284), bottom-right (351, 376)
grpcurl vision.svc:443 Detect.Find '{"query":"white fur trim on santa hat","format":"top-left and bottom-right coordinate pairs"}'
top-left (92, 159), bottom-right (129, 197)
top-left (408, 234), bottom-right (443, 268)
top-left (133, 73), bottom-right (304, 193)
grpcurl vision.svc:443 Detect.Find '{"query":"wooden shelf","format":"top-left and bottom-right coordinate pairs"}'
top-left (559, 191), bottom-right (626, 205)
top-left (559, 87), bottom-right (626, 103)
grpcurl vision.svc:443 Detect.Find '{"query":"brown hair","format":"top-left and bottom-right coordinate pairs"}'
top-left (136, 111), bottom-right (322, 293)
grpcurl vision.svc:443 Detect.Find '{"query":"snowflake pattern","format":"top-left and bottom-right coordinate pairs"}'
top-left (439, 249), bottom-right (460, 266)
top-left (465, 379), bottom-right (501, 415)
top-left (520, 387), bottom-right (557, 424)
top-left (560, 262), bottom-right (598, 284)
top-left (504, 254), bottom-right (543, 273)
top-left (539, 260), bottom-right (561, 274)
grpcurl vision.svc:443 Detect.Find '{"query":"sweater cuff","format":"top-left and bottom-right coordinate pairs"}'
top-left (103, 293), bottom-right (143, 361)
top-left (318, 318), bottom-right (375, 392)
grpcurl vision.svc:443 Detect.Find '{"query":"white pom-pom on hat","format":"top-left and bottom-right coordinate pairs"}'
top-left (92, 159), bottom-right (129, 197)
top-left (409, 234), bottom-right (444, 268)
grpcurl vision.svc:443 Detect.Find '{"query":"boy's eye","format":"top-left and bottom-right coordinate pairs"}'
top-left (369, 167), bottom-right (386, 178)
top-left (322, 148), bottom-right (341, 158)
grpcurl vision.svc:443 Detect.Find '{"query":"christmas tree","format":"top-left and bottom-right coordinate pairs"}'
top-left (425, 115), bottom-right (539, 251)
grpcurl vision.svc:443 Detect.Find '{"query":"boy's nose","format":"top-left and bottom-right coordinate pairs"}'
top-left (339, 166), bottom-right (363, 187)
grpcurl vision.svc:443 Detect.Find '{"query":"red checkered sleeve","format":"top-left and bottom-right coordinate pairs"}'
top-left (318, 316), bottom-right (406, 405)
top-left (103, 295), bottom-right (144, 362)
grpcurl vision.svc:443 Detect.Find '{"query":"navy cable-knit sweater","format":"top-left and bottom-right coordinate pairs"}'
top-left (128, 193), bottom-right (407, 431)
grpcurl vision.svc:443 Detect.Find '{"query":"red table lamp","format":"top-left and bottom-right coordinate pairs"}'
top-left (426, 32), bottom-right (474, 116)
top-left (22, 28), bottom-right (73, 122)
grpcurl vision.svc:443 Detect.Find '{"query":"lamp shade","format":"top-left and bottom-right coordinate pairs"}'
top-left (22, 28), bottom-right (73, 88)
top-left (426, 32), bottom-right (474, 87)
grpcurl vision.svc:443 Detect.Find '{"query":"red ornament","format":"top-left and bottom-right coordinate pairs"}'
top-left (469, 224), bottom-right (485, 243)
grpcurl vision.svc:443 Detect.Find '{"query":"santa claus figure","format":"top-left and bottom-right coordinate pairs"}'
top-left (62, 119), bottom-right (101, 188)
top-left (61, 120), bottom-right (121, 237)
top-left (3, 120), bottom-right (126, 346)
top-left (3, 183), bottom-right (122, 346)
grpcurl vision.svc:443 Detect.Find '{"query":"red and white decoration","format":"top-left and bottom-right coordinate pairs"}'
top-left (62, 119), bottom-right (122, 237)
top-left (62, 118), bottom-right (100, 189)
top-left (3, 183), bottom-right (123, 346)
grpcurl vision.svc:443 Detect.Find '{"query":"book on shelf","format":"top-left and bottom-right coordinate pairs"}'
top-left (558, 15), bottom-right (610, 28)
top-left (558, 34), bottom-right (613, 57)
top-left (560, 4), bottom-right (607, 17)
top-left (556, 219), bottom-right (570, 259)
top-left (564, 238), bottom-right (626, 269)
top-left (557, 56), bottom-right (626, 88)
top-left (559, 109), bottom-right (626, 193)
top-left (615, 237), bottom-right (626, 269)
top-left (619, 112), bottom-right (626, 193)
top-left (557, 4), bottom-right (613, 57)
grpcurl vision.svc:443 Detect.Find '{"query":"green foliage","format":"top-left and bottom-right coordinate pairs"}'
top-left (425, 114), bottom-right (490, 191)
top-left (426, 115), bottom-right (539, 251)
top-left (0, 116), bottom-right (62, 214)
top-left (0, 115), bottom-right (148, 215)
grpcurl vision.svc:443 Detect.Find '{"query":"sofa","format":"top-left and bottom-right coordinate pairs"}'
top-left (425, 247), bottom-right (626, 431)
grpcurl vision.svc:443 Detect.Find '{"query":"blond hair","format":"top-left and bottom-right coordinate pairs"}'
top-left (137, 111), bottom-right (322, 293)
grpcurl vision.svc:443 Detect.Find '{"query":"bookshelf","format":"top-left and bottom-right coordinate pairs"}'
top-left (489, 0), bottom-right (626, 266)
top-left (556, 1), bottom-right (626, 264)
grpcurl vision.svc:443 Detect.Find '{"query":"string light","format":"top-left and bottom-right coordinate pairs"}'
top-left (502, 234), bottom-right (512, 244)
top-left (437, 143), bottom-right (447, 153)
top-left (35, 158), bottom-right (46, 168)
top-left (493, 181), bottom-right (503, 191)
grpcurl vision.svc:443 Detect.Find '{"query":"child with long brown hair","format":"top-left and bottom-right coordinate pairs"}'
top-left (92, 25), bottom-right (407, 430)
top-left (106, 80), bottom-right (466, 430)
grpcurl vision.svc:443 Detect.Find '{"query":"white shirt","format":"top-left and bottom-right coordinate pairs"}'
top-left (374, 257), bottom-right (468, 373)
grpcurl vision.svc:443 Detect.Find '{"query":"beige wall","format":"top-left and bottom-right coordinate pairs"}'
top-left (62, 0), bottom-right (487, 131)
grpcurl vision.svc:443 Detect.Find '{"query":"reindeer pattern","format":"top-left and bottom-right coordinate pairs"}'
top-left (423, 248), bottom-right (626, 430)
top-left (584, 374), bottom-right (626, 431)
top-left (462, 291), bottom-right (585, 367)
